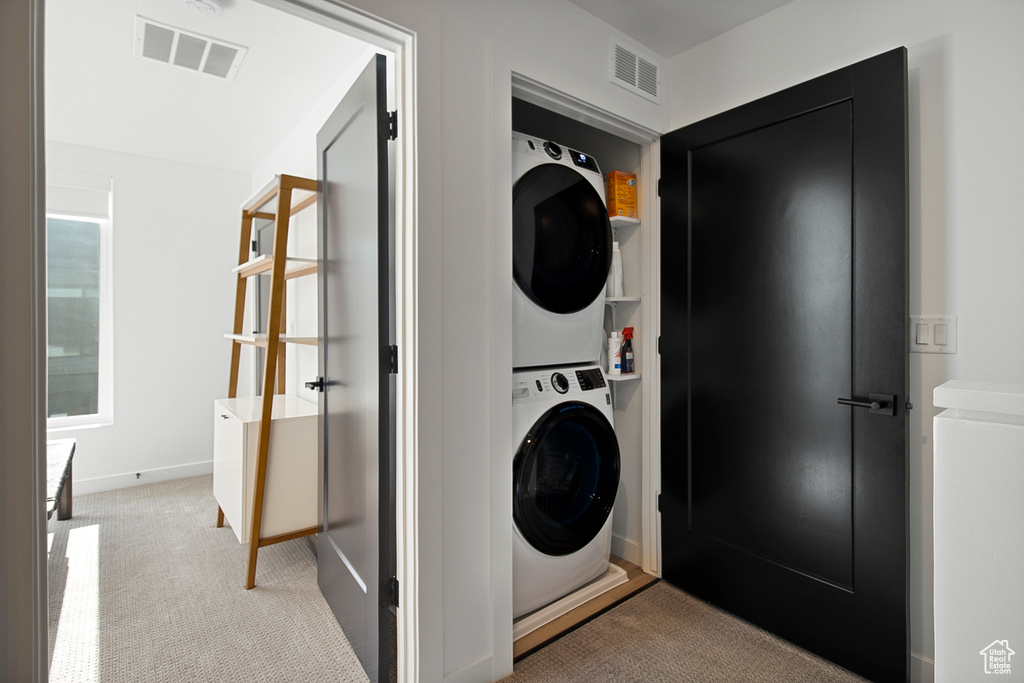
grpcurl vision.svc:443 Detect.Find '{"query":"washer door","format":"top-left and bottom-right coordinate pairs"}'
top-left (513, 164), bottom-right (612, 314)
top-left (513, 401), bottom-right (620, 556)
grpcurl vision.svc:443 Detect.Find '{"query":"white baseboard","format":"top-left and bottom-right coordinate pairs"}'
top-left (611, 533), bottom-right (642, 566)
top-left (912, 652), bottom-right (935, 683)
top-left (73, 460), bottom-right (214, 495)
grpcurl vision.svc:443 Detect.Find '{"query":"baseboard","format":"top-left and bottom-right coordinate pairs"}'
top-left (443, 654), bottom-right (494, 683)
top-left (912, 652), bottom-right (935, 683)
top-left (74, 460), bottom-right (214, 495)
top-left (611, 533), bottom-right (642, 566)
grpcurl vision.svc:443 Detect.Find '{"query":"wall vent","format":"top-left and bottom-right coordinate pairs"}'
top-left (610, 42), bottom-right (661, 103)
top-left (134, 16), bottom-right (247, 80)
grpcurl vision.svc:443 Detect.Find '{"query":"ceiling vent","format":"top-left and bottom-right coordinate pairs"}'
top-left (610, 42), bottom-right (661, 103)
top-left (134, 16), bottom-right (247, 80)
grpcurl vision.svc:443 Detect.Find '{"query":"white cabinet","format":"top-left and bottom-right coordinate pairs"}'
top-left (933, 381), bottom-right (1024, 682)
top-left (212, 395), bottom-right (317, 543)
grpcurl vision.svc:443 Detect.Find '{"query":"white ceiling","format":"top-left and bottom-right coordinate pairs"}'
top-left (565, 0), bottom-right (795, 58)
top-left (45, 0), bottom-right (372, 173)
top-left (46, 0), bottom-right (794, 173)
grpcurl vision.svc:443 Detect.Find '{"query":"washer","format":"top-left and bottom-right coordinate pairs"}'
top-left (512, 364), bottom-right (620, 618)
top-left (512, 132), bottom-right (612, 369)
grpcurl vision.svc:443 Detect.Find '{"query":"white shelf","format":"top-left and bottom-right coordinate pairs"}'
top-left (606, 372), bottom-right (641, 382)
top-left (609, 216), bottom-right (640, 229)
top-left (242, 173), bottom-right (318, 217)
top-left (232, 254), bottom-right (317, 279)
top-left (605, 296), bottom-right (641, 304)
top-left (217, 394), bottom-right (317, 422)
top-left (224, 333), bottom-right (317, 347)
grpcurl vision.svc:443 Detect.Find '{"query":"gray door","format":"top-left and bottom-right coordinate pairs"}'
top-left (315, 53), bottom-right (396, 683)
top-left (660, 48), bottom-right (908, 682)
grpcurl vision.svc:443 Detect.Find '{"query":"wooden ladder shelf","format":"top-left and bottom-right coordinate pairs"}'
top-left (215, 174), bottom-right (319, 589)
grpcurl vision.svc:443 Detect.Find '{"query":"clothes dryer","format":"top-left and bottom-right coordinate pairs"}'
top-left (512, 132), bottom-right (612, 369)
top-left (512, 364), bottom-right (620, 618)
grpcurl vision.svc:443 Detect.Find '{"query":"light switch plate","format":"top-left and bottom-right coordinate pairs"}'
top-left (910, 315), bottom-right (957, 354)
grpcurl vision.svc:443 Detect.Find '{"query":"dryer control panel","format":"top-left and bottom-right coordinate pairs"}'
top-left (568, 149), bottom-right (600, 174)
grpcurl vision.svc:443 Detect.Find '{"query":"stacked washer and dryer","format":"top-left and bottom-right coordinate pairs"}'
top-left (510, 132), bottom-right (623, 624)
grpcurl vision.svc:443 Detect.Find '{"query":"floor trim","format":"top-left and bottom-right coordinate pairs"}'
top-left (513, 555), bottom-right (658, 660)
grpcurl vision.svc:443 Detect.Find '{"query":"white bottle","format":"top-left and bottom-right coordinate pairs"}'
top-left (607, 330), bottom-right (621, 375)
top-left (606, 241), bottom-right (624, 298)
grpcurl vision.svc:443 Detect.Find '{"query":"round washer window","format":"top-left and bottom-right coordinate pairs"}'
top-left (513, 401), bottom-right (620, 556)
top-left (513, 164), bottom-right (612, 314)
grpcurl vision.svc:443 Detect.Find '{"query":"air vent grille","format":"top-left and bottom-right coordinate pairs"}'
top-left (134, 16), bottom-right (247, 81)
top-left (610, 42), bottom-right (660, 103)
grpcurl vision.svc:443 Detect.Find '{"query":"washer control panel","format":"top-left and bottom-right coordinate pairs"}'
top-left (574, 367), bottom-right (606, 391)
top-left (513, 365), bottom-right (608, 403)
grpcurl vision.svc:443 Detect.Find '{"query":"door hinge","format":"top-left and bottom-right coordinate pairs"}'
top-left (380, 109), bottom-right (398, 141)
top-left (251, 239), bottom-right (258, 253)
top-left (657, 336), bottom-right (661, 354)
top-left (658, 493), bottom-right (662, 513)
top-left (383, 344), bottom-right (399, 375)
top-left (382, 576), bottom-right (399, 608)
top-left (657, 178), bottom-right (662, 197)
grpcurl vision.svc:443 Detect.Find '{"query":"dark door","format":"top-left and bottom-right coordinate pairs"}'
top-left (513, 163), bottom-right (612, 314)
top-left (316, 53), bottom-right (396, 683)
top-left (660, 48), bottom-right (908, 682)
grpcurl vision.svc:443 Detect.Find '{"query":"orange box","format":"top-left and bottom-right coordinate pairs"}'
top-left (605, 170), bottom-right (637, 219)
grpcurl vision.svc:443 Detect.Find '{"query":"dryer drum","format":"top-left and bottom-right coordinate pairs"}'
top-left (513, 401), bottom-right (620, 556)
top-left (513, 164), bottom-right (612, 314)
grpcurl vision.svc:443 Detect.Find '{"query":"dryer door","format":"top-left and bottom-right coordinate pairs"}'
top-left (513, 401), bottom-right (620, 556)
top-left (513, 164), bottom-right (612, 314)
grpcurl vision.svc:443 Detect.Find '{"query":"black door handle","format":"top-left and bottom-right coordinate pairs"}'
top-left (305, 377), bottom-right (327, 393)
top-left (837, 393), bottom-right (896, 416)
top-left (837, 397), bottom-right (882, 410)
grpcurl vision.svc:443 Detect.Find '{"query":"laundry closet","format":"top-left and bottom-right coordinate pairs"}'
top-left (509, 93), bottom-right (657, 638)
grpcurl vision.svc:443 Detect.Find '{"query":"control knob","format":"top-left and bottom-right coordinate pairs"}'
top-left (543, 141), bottom-right (562, 160)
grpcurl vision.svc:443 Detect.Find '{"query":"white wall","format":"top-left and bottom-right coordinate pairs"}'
top-left (46, 142), bottom-right (249, 492)
top-left (332, 1), bottom-right (667, 681)
top-left (664, 1), bottom-right (1024, 680)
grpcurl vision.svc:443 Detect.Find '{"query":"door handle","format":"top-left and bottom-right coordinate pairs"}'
top-left (305, 377), bottom-right (327, 393)
top-left (837, 393), bottom-right (896, 416)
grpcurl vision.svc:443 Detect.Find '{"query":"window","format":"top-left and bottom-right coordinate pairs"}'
top-left (46, 170), bottom-right (113, 429)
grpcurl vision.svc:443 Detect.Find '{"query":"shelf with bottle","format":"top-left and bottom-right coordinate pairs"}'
top-left (606, 372), bottom-right (641, 383)
top-left (609, 215), bottom-right (640, 232)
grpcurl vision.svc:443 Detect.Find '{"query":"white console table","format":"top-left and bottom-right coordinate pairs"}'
top-left (212, 395), bottom-right (318, 544)
top-left (934, 381), bottom-right (1024, 682)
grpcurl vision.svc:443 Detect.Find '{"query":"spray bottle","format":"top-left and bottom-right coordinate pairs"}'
top-left (621, 327), bottom-right (635, 374)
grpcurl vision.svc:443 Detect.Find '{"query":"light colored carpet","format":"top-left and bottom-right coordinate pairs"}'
top-left (503, 581), bottom-right (869, 683)
top-left (46, 474), bottom-right (368, 683)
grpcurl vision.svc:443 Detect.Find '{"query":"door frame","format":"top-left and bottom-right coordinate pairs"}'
top-left (505, 74), bottom-right (665, 581)
top-left (255, 7), bottom-right (418, 680)
top-left (11, 1), bottom-right (419, 681)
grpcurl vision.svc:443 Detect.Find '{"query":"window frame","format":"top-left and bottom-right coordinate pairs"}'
top-left (45, 210), bottom-right (114, 431)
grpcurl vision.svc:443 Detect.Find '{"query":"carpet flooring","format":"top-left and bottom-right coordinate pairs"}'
top-left (504, 581), bottom-right (868, 683)
top-left (48, 474), bottom-right (868, 683)
top-left (46, 475), bottom-right (368, 683)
